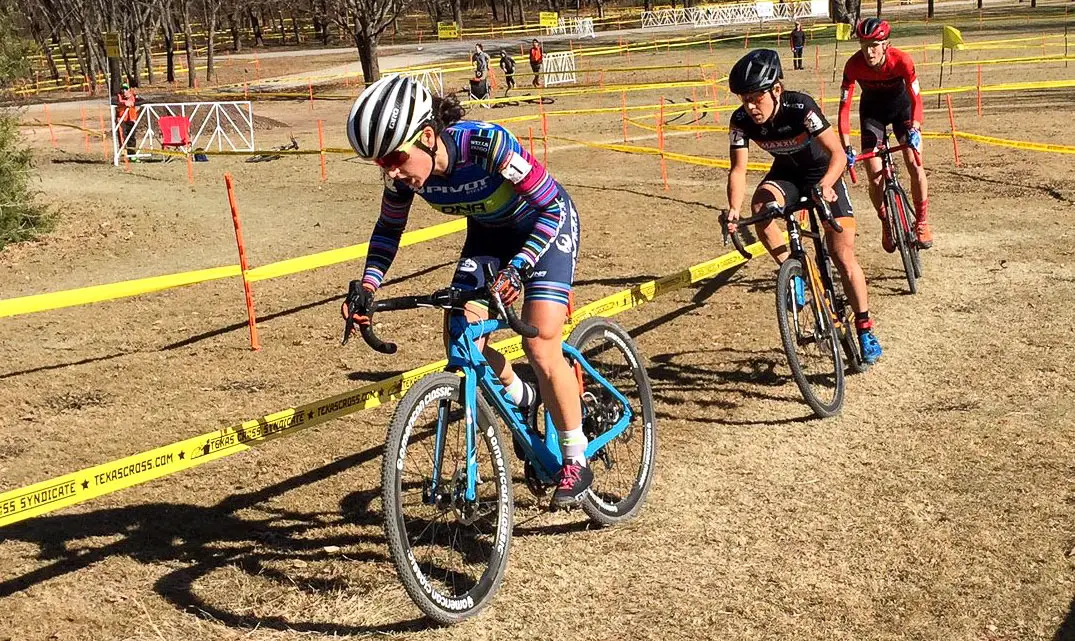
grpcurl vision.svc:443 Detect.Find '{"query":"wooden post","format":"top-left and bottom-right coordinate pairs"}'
top-left (831, 40), bottom-right (840, 82)
top-left (946, 94), bottom-right (960, 167)
top-left (99, 112), bottom-right (109, 161)
top-left (186, 152), bottom-right (194, 185)
top-left (224, 173), bottom-right (261, 351)
top-left (937, 47), bottom-right (945, 109)
top-left (318, 119), bottom-right (327, 182)
top-left (815, 45), bottom-right (820, 72)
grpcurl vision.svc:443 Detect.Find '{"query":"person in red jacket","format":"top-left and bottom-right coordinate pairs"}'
top-left (116, 82), bottom-right (139, 156)
top-left (529, 39), bottom-right (543, 88)
top-left (839, 18), bottom-right (932, 250)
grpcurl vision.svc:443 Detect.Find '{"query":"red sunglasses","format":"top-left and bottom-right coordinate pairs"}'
top-left (374, 128), bottom-right (425, 170)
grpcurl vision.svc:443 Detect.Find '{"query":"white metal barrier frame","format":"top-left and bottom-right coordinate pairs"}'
top-left (641, 0), bottom-right (826, 28)
top-left (543, 51), bottom-right (578, 87)
top-left (547, 16), bottom-right (596, 39)
top-left (110, 101), bottom-right (255, 166)
top-left (401, 68), bottom-right (446, 96)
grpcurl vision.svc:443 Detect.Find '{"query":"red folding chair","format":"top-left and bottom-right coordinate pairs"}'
top-left (158, 116), bottom-right (191, 156)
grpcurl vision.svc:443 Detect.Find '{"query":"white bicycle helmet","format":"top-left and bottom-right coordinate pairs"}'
top-left (346, 74), bottom-right (434, 160)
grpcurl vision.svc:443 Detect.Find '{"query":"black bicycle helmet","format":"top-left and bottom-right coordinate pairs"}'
top-left (728, 49), bottom-right (784, 95)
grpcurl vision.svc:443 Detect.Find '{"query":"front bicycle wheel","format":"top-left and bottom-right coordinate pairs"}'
top-left (885, 188), bottom-right (918, 294)
top-left (381, 372), bottom-right (513, 625)
top-left (567, 317), bottom-right (657, 527)
top-left (776, 258), bottom-right (845, 417)
top-left (826, 259), bottom-right (868, 375)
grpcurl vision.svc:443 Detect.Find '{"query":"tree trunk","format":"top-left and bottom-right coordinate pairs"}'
top-left (276, 10), bottom-right (287, 44)
top-left (144, 33), bottom-right (155, 84)
top-left (291, 12), bottom-right (303, 43)
top-left (927, 0), bottom-right (934, 18)
top-left (644, 0), bottom-right (653, 12)
top-left (596, 0), bottom-right (605, 18)
top-left (453, 0), bottom-right (463, 30)
top-left (182, 3), bottom-right (196, 88)
top-left (229, 11), bottom-right (242, 52)
top-left (352, 28), bottom-right (380, 82)
top-left (490, 0), bottom-right (498, 21)
top-left (77, 29), bottom-right (98, 95)
top-left (249, 8), bottom-right (264, 46)
top-left (876, 0), bottom-right (882, 16)
top-left (128, 32), bottom-right (141, 87)
top-left (29, 19), bottom-right (60, 81)
top-left (206, 2), bottom-right (218, 82)
top-left (517, 0), bottom-right (526, 24)
top-left (57, 38), bottom-right (73, 79)
top-left (164, 24), bottom-right (176, 83)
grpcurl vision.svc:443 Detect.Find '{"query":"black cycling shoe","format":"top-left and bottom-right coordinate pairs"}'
top-left (551, 462), bottom-right (593, 509)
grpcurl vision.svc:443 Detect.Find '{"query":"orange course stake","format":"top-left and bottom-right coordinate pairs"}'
top-left (621, 91), bottom-right (628, 143)
top-left (80, 106), bottom-right (90, 153)
top-left (308, 82), bottom-right (314, 111)
top-left (528, 126), bottom-right (535, 158)
top-left (186, 152), bottom-right (194, 185)
top-left (99, 112), bottom-right (109, 162)
top-left (976, 64), bottom-right (982, 117)
top-left (44, 104), bottom-right (57, 148)
top-left (224, 173), bottom-right (261, 351)
top-left (692, 87), bottom-right (701, 140)
top-left (946, 94), bottom-right (961, 167)
top-left (658, 97), bottom-right (668, 191)
top-left (815, 45), bottom-right (820, 72)
top-left (317, 119), bottom-right (327, 182)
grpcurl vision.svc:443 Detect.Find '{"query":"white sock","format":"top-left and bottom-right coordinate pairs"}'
top-left (560, 427), bottom-right (588, 465)
top-left (504, 376), bottom-right (535, 407)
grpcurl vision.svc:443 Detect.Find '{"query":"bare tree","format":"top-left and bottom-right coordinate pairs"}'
top-left (329, 0), bottom-right (405, 83)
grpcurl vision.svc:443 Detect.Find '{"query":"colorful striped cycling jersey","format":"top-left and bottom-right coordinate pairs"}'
top-left (838, 47), bottom-right (924, 136)
top-left (362, 120), bottom-right (566, 291)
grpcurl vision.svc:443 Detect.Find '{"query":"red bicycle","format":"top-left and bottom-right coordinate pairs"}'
top-left (850, 135), bottom-right (923, 295)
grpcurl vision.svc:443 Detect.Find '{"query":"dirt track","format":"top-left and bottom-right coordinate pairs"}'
top-left (1, 18), bottom-right (1074, 641)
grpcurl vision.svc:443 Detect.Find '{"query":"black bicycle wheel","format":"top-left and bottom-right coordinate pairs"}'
top-left (885, 188), bottom-right (917, 295)
top-left (566, 317), bottom-right (657, 526)
top-left (895, 187), bottom-right (923, 278)
top-left (381, 372), bottom-right (513, 625)
top-left (776, 258), bottom-right (845, 417)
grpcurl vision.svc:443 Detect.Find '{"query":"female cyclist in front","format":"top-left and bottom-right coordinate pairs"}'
top-left (723, 49), bottom-right (883, 363)
top-left (341, 75), bottom-right (591, 507)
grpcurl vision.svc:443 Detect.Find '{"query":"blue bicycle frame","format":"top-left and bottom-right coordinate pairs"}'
top-left (428, 312), bottom-right (635, 504)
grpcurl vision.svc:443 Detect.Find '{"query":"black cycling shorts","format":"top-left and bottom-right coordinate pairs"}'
top-left (860, 96), bottom-right (913, 150)
top-left (759, 167), bottom-right (854, 220)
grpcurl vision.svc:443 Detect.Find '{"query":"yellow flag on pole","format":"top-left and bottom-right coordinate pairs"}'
top-left (942, 25), bottom-right (966, 50)
top-left (835, 23), bottom-right (852, 41)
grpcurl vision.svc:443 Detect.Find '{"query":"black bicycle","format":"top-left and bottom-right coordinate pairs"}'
top-left (721, 187), bottom-right (867, 418)
top-left (851, 134), bottom-right (923, 294)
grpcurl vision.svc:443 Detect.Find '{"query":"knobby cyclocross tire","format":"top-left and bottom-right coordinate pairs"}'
top-left (885, 187), bottom-right (918, 295)
top-left (776, 259), bottom-right (845, 417)
top-left (566, 318), bottom-right (658, 526)
top-left (381, 372), bottom-right (514, 625)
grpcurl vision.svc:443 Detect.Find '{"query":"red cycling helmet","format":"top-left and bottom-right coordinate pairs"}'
top-left (856, 18), bottom-right (891, 41)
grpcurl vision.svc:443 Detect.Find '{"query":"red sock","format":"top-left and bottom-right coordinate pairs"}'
top-left (914, 198), bottom-right (929, 223)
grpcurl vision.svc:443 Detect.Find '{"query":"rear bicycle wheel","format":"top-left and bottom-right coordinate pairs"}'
top-left (885, 188), bottom-right (917, 295)
top-left (381, 372), bottom-right (513, 625)
top-left (776, 258), bottom-right (845, 417)
top-left (567, 318), bottom-right (657, 526)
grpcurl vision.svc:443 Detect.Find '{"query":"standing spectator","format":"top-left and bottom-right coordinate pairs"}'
top-left (116, 82), bottom-right (139, 156)
top-left (529, 39), bottom-right (543, 88)
top-left (499, 50), bottom-right (516, 94)
top-left (790, 22), bottom-right (806, 70)
top-left (472, 43), bottom-right (491, 79)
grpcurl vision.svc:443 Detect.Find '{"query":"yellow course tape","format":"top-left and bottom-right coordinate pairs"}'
top-left (0, 220), bottom-right (467, 319)
top-left (0, 241), bottom-right (767, 528)
top-left (955, 131), bottom-right (1075, 155)
top-left (547, 135), bottom-right (771, 172)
